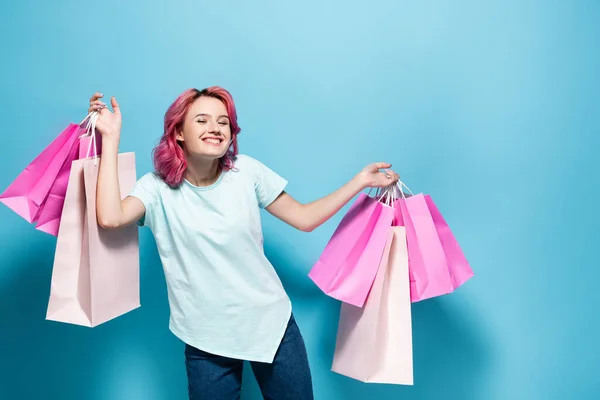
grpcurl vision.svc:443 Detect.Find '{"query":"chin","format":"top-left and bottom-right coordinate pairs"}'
top-left (191, 149), bottom-right (228, 160)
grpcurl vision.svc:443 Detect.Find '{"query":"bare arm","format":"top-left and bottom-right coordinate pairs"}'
top-left (89, 93), bottom-right (145, 229)
top-left (266, 163), bottom-right (399, 232)
top-left (96, 137), bottom-right (145, 228)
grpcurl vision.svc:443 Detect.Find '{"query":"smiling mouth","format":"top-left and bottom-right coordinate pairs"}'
top-left (202, 138), bottom-right (223, 145)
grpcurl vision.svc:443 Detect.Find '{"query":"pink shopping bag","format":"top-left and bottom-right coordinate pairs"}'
top-left (394, 183), bottom-right (472, 302)
top-left (308, 193), bottom-right (395, 307)
top-left (332, 227), bottom-right (413, 384)
top-left (33, 134), bottom-right (102, 236)
top-left (46, 151), bottom-right (140, 327)
top-left (0, 123), bottom-right (83, 223)
top-left (424, 194), bottom-right (474, 289)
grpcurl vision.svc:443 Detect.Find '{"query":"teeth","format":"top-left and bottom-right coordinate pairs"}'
top-left (204, 139), bottom-right (221, 144)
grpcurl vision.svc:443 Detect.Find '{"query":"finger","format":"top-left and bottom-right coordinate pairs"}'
top-left (88, 104), bottom-right (105, 113)
top-left (110, 96), bottom-right (121, 116)
top-left (383, 169), bottom-right (395, 179)
top-left (91, 100), bottom-right (105, 106)
top-left (375, 162), bottom-right (392, 170)
top-left (89, 92), bottom-right (104, 103)
top-left (385, 172), bottom-right (399, 184)
top-left (88, 101), bottom-right (106, 113)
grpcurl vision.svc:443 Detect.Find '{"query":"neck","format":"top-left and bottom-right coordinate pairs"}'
top-left (184, 156), bottom-right (221, 187)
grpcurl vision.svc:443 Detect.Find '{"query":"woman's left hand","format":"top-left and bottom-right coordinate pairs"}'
top-left (357, 162), bottom-right (400, 188)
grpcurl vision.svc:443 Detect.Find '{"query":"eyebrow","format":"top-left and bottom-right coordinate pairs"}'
top-left (195, 113), bottom-right (229, 119)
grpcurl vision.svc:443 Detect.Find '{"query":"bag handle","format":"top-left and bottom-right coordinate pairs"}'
top-left (79, 111), bottom-right (101, 165)
top-left (378, 185), bottom-right (396, 206)
top-left (395, 181), bottom-right (414, 199)
top-left (367, 184), bottom-right (397, 206)
top-left (369, 180), bottom-right (415, 205)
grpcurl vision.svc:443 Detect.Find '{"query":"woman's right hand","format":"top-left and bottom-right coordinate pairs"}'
top-left (88, 92), bottom-right (122, 140)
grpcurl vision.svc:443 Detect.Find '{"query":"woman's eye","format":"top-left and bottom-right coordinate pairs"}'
top-left (197, 120), bottom-right (207, 124)
top-left (218, 122), bottom-right (228, 126)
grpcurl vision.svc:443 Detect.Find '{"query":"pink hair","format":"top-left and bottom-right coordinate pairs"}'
top-left (152, 86), bottom-right (241, 188)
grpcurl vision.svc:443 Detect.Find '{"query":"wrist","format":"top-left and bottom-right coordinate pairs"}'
top-left (352, 172), bottom-right (370, 191)
top-left (102, 135), bottom-right (120, 150)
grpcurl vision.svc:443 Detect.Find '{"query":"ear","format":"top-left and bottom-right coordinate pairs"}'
top-left (176, 131), bottom-right (184, 142)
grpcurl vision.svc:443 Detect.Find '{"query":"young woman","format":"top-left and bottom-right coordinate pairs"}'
top-left (89, 86), bottom-right (399, 399)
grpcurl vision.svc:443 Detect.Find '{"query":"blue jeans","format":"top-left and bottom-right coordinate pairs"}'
top-left (184, 314), bottom-right (314, 399)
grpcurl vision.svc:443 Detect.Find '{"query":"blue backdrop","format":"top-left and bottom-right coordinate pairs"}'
top-left (1, 1), bottom-right (598, 399)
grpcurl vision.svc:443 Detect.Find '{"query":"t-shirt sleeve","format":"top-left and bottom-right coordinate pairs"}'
top-left (128, 172), bottom-right (160, 227)
top-left (248, 157), bottom-right (288, 209)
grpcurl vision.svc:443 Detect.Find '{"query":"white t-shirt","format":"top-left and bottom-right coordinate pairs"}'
top-left (129, 154), bottom-right (292, 363)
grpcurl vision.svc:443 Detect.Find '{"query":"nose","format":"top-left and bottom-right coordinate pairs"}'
top-left (207, 121), bottom-right (221, 134)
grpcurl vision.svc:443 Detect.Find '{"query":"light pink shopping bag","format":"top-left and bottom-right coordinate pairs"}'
top-left (46, 152), bottom-right (140, 327)
top-left (332, 227), bottom-right (413, 384)
top-left (424, 194), bottom-right (474, 289)
top-left (33, 134), bottom-right (102, 236)
top-left (308, 193), bottom-right (395, 307)
top-left (0, 123), bottom-right (82, 223)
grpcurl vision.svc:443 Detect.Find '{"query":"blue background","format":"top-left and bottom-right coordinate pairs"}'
top-left (1, 1), bottom-right (598, 399)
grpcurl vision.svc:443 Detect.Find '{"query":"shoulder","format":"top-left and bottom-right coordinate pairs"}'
top-left (232, 153), bottom-right (260, 168)
top-left (134, 171), bottom-right (169, 193)
top-left (232, 153), bottom-right (286, 187)
top-left (138, 171), bottom-right (161, 185)
top-left (231, 153), bottom-right (264, 176)
top-left (233, 153), bottom-right (278, 170)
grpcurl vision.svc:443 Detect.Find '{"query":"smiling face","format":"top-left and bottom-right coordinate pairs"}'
top-left (176, 96), bottom-right (232, 160)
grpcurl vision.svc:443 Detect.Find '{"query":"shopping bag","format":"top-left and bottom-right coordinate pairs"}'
top-left (308, 192), bottom-right (395, 307)
top-left (33, 131), bottom-right (102, 236)
top-left (394, 182), bottom-right (470, 302)
top-left (0, 123), bottom-right (83, 223)
top-left (46, 150), bottom-right (140, 327)
top-left (332, 226), bottom-right (413, 384)
top-left (424, 194), bottom-right (474, 289)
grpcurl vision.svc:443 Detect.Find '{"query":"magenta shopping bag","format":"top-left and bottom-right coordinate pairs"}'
top-left (424, 194), bottom-right (474, 289)
top-left (33, 134), bottom-right (102, 236)
top-left (394, 184), bottom-right (472, 302)
top-left (308, 193), bottom-right (395, 307)
top-left (0, 123), bottom-right (82, 223)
